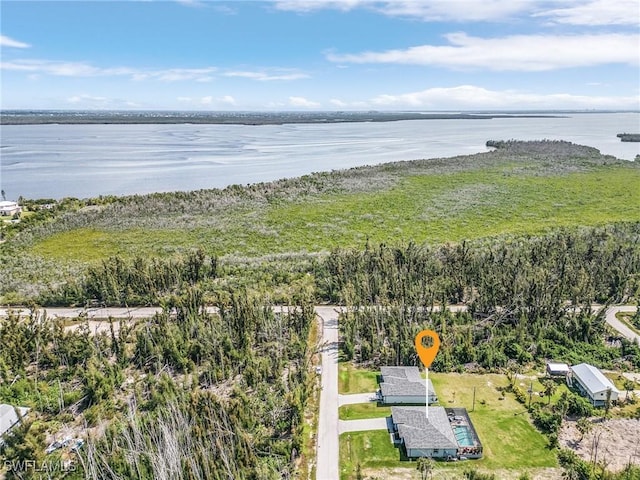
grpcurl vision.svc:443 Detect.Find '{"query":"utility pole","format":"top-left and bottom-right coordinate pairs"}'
top-left (472, 387), bottom-right (476, 412)
top-left (528, 381), bottom-right (533, 409)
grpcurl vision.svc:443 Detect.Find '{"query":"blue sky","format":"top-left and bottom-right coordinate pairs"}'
top-left (1, 0), bottom-right (639, 110)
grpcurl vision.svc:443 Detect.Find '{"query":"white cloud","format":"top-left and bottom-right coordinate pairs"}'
top-left (0, 59), bottom-right (217, 81)
top-left (327, 32), bottom-right (639, 71)
top-left (274, 0), bottom-right (534, 22)
top-left (224, 70), bottom-right (309, 81)
top-left (2, 59), bottom-right (118, 76)
top-left (274, 0), bottom-right (639, 25)
top-left (289, 96), bottom-right (321, 108)
top-left (274, 0), bottom-right (365, 13)
top-left (0, 35), bottom-right (31, 48)
top-left (1, 59), bottom-right (311, 83)
top-left (367, 85), bottom-right (639, 110)
top-left (220, 95), bottom-right (236, 105)
top-left (67, 94), bottom-right (107, 104)
top-left (375, 0), bottom-right (534, 22)
top-left (174, 0), bottom-right (205, 7)
top-left (177, 95), bottom-right (238, 107)
top-left (132, 67), bottom-right (217, 82)
top-left (66, 94), bottom-right (140, 109)
top-left (535, 0), bottom-right (640, 26)
top-left (330, 98), bottom-right (349, 107)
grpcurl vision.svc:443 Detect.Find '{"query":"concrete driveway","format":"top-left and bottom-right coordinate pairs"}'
top-left (339, 417), bottom-right (390, 434)
top-left (338, 392), bottom-right (378, 407)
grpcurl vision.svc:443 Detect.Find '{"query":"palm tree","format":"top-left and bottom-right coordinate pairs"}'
top-left (604, 387), bottom-right (613, 419)
top-left (542, 379), bottom-right (557, 405)
top-left (623, 379), bottom-right (635, 403)
top-left (417, 457), bottom-right (435, 480)
top-left (575, 417), bottom-right (592, 443)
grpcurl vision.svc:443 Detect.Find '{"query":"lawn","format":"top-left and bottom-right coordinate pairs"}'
top-left (338, 362), bottom-right (379, 394)
top-left (339, 403), bottom-right (391, 421)
top-left (430, 373), bottom-right (557, 469)
top-left (338, 369), bottom-right (558, 479)
top-left (339, 430), bottom-right (403, 480)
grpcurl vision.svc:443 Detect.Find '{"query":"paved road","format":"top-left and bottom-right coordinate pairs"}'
top-left (0, 306), bottom-right (163, 319)
top-left (315, 306), bottom-right (341, 480)
top-left (603, 305), bottom-right (639, 345)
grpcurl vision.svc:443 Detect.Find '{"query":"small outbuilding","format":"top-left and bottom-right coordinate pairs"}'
top-left (567, 363), bottom-right (620, 406)
top-left (546, 362), bottom-right (570, 377)
top-left (379, 366), bottom-right (437, 404)
top-left (0, 201), bottom-right (21, 217)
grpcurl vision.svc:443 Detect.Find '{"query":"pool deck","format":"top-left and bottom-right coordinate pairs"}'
top-left (445, 407), bottom-right (483, 457)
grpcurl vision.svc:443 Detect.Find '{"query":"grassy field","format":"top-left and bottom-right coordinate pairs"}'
top-left (616, 312), bottom-right (640, 335)
top-left (338, 363), bottom-right (379, 394)
top-left (339, 403), bottom-right (391, 421)
top-left (340, 430), bottom-right (403, 479)
top-left (29, 164), bottom-right (640, 262)
top-left (337, 367), bottom-right (558, 479)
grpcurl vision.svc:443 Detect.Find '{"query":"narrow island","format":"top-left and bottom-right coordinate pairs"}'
top-left (617, 133), bottom-right (640, 142)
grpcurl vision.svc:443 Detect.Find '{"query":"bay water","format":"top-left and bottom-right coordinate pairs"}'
top-left (1, 112), bottom-right (638, 199)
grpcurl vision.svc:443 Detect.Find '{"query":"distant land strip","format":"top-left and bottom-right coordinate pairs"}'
top-left (0, 110), bottom-right (563, 125)
top-left (617, 133), bottom-right (640, 142)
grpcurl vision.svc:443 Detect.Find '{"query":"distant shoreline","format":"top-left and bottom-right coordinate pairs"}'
top-left (0, 111), bottom-right (564, 125)
top-left (617, 133), bottom-right (640, 142)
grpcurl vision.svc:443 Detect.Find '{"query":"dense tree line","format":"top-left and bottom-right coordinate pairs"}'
top-left (40, 249), bottom-right (218, 306)
top-left (325, 223), bottom-right (640, 370)
top-left (0, 288), bottom-right (316, 479)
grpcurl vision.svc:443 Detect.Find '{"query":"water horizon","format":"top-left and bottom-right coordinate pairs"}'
top-left (1, 112), bottom-right (638, 200)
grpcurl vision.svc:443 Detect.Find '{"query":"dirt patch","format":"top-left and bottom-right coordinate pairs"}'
top-left (559, 418), bottom-right (640, 471)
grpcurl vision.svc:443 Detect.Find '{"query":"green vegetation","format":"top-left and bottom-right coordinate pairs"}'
top-left (299, 318), bottom-right (322, 480)
top-left (337, 372), bottom-right (557, 479)
top-left (0, 291), bottom-right (317, 479)
top-left (2, 141), bottom-right (640, 479)
top-left (335, 224), bottom-right (640, 372)
top-left (431, 373), bottom-right (556, 469)
top-left (26, 164), bottom-right (640, 262)
top-left (3, 141), bottom-right (640, 303)
top-left (338, 363), bottom-right (379, 394)
top-left (338, 403), bottom-right (391, 421)
top-left (340, 430), bottom-right (403, 479)
top-left (617, 311), bottom-right (640, 334)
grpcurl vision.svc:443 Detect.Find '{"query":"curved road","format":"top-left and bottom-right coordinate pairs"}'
top-left (603, 305), bottom-right (640, 345)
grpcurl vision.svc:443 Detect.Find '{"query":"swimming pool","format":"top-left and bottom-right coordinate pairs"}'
top-left (453, 425), bottom-right (475, 447)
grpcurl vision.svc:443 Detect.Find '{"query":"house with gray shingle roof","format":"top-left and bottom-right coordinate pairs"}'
top-left (0, 404), bottom-right (29, 441)
top-left (567, 363), bottom-right (619, 406)
top-left (379, 366), bottom-right (437, 404)
top-left (390, 406), bottom-right (482, 459)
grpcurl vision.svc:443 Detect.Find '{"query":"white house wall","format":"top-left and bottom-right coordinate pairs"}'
top-left (407, 448), bottom-right (457, 458)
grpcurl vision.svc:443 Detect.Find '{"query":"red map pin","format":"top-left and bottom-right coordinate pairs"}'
top-left (415, 329), bottom-right (441, 368)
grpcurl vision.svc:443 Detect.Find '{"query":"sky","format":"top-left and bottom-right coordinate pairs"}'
top-left (1, 0), bottom-right (639, 111)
